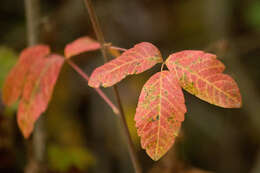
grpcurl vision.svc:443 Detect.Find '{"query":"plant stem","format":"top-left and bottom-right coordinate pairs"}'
top-left (67, 59), bottom-right (119, 115)
top-left (83, 0), bottom-right (142, 173)
top-left (110, 46), bottom-right (127, 52)
top-left (24, 0), bottom-right (46, 173)
top-left (112, 86), bottom-right (143, 172)
top-left (25, 0), bottom-right (40, 46)
top-left (83, 0), bottom-right (108, 61)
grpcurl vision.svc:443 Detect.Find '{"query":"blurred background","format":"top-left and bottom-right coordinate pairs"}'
top-left (0, 0), bottom-right (260, 173)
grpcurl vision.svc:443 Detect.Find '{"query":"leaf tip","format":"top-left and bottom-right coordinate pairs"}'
top-left (2, 88), bottom-right (14, 106)
top-left (145, 146), bottom-right (167, 161)
top-left (231, 99), bottom-right (242, 108)
top-left (88, 80), bottom-right (100, 88)
top-left (18, 117), bottom-right (34, 139)
top-left (64, 52), bottom-right (72, 59)
top-left (150, 154), bottom-right (162, 161)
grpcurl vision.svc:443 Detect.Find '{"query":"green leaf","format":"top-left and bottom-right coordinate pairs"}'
top-left (48, 145), bottom-right (95, 172)
top-left (0, 47), bottom-right (18, 89)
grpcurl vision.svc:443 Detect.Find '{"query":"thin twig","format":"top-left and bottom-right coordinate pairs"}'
top-left (83, 0), bottom-right (142, 173)
top-left (83, 0), bottom-right (108, 61)
top-left (110, 46), bottom-right (127, 52)
top-left (67, 59), bottom-right (119, 115)
top-left (25, 0), bottom-right (40, 46)
top-left (24, 0), bottom-right (46, 173)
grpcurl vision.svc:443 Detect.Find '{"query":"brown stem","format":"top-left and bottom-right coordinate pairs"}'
top-left (67, 59), bottom-right (119, 115)
top-left (83, 0), bottom-right (108, 61)
top-left (112, 86), bottom-right (142, 173)
top-left (161, 62), bottom-right (165, 71)
top-left (83, 0), bottom-right (142, 172)
top-left (24, 0), bottom-right (46, 173)
top-left (25, 0), bottom-right (40, 46)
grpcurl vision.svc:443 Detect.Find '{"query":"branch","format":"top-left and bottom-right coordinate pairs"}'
top-left (83, 0), bottom-right (142, 172)
top-left (25, 0), bottom-right (40, 46)
top-left (24, 0), bottom-right (46, 173)
top-left (110, 46), bottom-right (128, 52)
top-left (67, 59), bottom-right (119, 115)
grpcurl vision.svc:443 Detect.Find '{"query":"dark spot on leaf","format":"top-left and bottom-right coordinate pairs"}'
top-left (149, 56), bottom-right (160, 62)
top-left (168, 117), bottom-right (174, 122)
top-left (149, 117), bottom-right (155, 122)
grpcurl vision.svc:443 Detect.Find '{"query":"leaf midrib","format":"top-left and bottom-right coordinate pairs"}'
top-left (104, 55), bottom-right (161, 76)
top-left (174, 63), bottom-right (239, 103)
top-left (22, 59), bottom-right (54, 119)
top-left (155, 72), bottom-right (163, 160)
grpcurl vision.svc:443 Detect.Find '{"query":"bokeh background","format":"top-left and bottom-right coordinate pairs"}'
top-left (1, 0), bottom-right (260, 173)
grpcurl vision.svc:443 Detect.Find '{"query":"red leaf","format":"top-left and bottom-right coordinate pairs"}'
top-left (2, 45), bottom-right (50, 106)
top-left (135, 71), bottom-right (187, 161)
top-left (88, 42), bottom-right (163, 88)
top-left (166, 50), bottom-right (242, 108)
top-left (18, 54), bottom-right (64, 138)
top-left (64, 36), bottom-right (101, 58)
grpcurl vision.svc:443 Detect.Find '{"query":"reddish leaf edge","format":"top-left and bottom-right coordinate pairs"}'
top-left (4, 42), bottom-right (242, 159)
top-left (88, 42), bottom-right (163, 88)
top-left (133, 50), bottom-right (242, 161)
top-left (64, 36), bottom-right (127, 59)
top-left (18, 54), bottom-right (64, 138)
top-left (3, 43), bottom-right (122, 138)
top-left (2, 44), bottom-right (66, 139)
top-left (165, 50), bottom-right (242, 108)
top-left (64, 36), bottom-right (101, 58)
top-left (2, 44), bottom-right (51, 106)
top-left (135, 70), bottom-right (187, 161)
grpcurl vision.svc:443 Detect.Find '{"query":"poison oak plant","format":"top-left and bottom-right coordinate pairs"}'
top-left (2, 36), bottom-right (242, 161)
top-left (2, 1), bottom-right (240, 172)
top-left (86, 40), bottom-right (242, 160)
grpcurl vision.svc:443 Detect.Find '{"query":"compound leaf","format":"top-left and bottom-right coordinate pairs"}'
top-left (2, 45), bottom-right (50, 106)
top-left (135, 71), bottom-right (186, 161)
top-left (89, 42), bottom-right (163, 88)
top-left (65, 36), bottom-right (100, 58)
top-left (166, 50), bottom-right (242, 108)
top-left (18, 54), bottom-right (64, 138)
